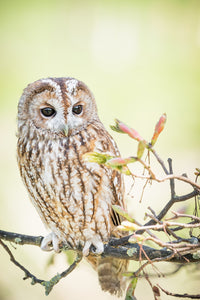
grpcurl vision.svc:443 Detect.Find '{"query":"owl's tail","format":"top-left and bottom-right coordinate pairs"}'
top-left (97, 257), bottom-right (127, 297)
top-left (86, 255), bottom-right (127, 296)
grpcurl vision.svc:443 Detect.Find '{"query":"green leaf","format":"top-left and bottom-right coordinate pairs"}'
top-left (118, 221), bottom-right (139, 231)
top-left (83, 152), bottom-right (112, 164)
top-left (125, 277), bottom-right (138, 300)
top-left (110, 119), bottom-right (126, 133)
top-left (112, 205), bottom-right (135, 222)
top-left (137, 140), bottom-right (146, 159)
top-left (108, 164), bottom-right (132, 175)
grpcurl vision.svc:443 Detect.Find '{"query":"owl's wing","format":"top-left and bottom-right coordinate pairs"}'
top-left (110, 170), bottom-right (125, 227)
top-left (91, 126), bottom-right (126, 228)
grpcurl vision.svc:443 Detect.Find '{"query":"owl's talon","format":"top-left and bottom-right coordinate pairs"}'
top-left (82, 241), bottom-right (92, 256)
top-left (93, 242), bottom-right (104, 255)
top-left (82, 236), bottom-right (104, 256)
top-left (41, 232), bottom-right (61, 253)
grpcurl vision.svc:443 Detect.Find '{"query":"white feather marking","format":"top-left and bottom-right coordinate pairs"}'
top-left (42, 78), bottom-right (63, 102)
top-left (66, 79), bottom-right (78, 95)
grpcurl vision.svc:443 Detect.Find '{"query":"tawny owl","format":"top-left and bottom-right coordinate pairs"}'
top-left (17, 77), bottom-right (127, 296)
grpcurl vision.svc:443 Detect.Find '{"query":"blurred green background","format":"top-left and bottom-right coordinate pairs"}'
top-left (0, 0), bottom-right (199, 299)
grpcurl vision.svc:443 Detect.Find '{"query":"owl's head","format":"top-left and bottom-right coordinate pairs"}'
top-left (17, 77), bottom-right (99, 137)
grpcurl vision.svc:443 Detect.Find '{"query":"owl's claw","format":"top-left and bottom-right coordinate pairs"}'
top-left (41, 232), bottom-right (62, 253)
top-left (82, 236), bottom-right (104, 256)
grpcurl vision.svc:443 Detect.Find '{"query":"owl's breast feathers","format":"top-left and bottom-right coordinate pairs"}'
top-left (17, 122), bottom-right (124, 250)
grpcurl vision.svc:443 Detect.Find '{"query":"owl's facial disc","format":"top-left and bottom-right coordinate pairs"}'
top-left (19, 78), bottom-right (99, 138)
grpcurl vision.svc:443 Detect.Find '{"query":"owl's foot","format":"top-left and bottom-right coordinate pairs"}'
top-left (40, 232), bottom-right (62, 253)
top-left (82, 235), bottom-right (104, 257)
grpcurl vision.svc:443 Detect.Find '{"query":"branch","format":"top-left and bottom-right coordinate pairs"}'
top-left (0, 230), bottom-right (199, 263)
top-left (0, 230), bottom-right (43, 246)
top-left (0, 237), bottom-right (82, 295)
top-left (137, 188), bottom-right (199, 234)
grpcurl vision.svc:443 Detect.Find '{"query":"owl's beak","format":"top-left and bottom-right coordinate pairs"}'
top-left (61, 124), bottom-right (68, 136)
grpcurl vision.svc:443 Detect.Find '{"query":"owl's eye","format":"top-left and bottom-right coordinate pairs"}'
top-left (40, 107), bottom-right (56, 117)
top-left (72, 104), bottom-right (83, 115)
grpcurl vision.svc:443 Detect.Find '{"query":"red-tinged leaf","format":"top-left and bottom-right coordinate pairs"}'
top-left (125, 277), bottom-right (138, 300)
top-left (118, 122), bottom-right (144, 142)
top-left (155, 113), bottom-right (167, 134)
top-left (83, 152), bottom-right (132, 175)
top-left (107, 156), bottom-right (137, 167)
top-left (151, 113), bottom-right (167, 146)
top-left (137, 140), bottom-right (147, 159)
top-left (111, 119), bottom-right (145, 142)
top-left (112, 205), bottom-right (135, 222)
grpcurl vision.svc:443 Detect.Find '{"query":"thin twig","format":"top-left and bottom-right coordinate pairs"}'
top-left (0, 239), bottom-right (44, 284)
top-left (158, 284), bottom-right (200, 299)
top-left (134, 252), bottom-right (176, 277)
top-left (168, 158), bottom-right (176, 199)
top-left (142, 190), bottom-right (199, 230)
top-left (136, 221), bottom-right (200, 231)
top-left (149, 147), bottom-right (169, 175)
top-left (170, 211), bottom-right (200, 222)
top-left (42, 253), bottom-right (82, 295)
